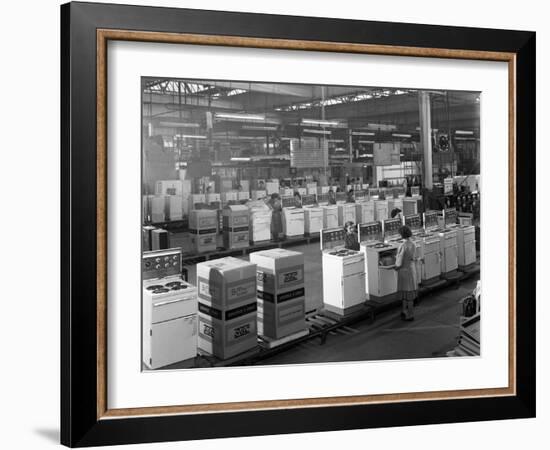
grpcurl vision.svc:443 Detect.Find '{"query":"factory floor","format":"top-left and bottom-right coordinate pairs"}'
top-left (260, 277), bottom-right (478, 365)
top-left (171, 231), bottom-right (479, 364)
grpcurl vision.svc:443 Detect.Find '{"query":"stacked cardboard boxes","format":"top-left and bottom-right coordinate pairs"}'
top-left (151, 228), bottom-right (169, 250)
top-left (188, 194), bottom-right (206, 211)
top-left (337, 203), bottom-right (356, 226)
top-left (355, 200), bottom-right (375, 224)
top-left (165, 195), bottom-right (183, 221)
top-left (206, 192), bottom-right (221, 209)
top-left (196, 257), bottom-right (258, 359)
top-left (248, 201), bottom-right (272, 243)
top-left (250, 249), bottom-right (306, 340)
top-left (150, 196), bottom-right (166, 223)
top-left (222, 205), bottom-right (250, 250)
top-left (142, 195), bottom-right (153, 222)
top-left (189, 209), bottom-right (218, 253)
top-left (304, 207), bottom-right (324, 235)
top-left (155, 180), bottom-right (183, 196)
top-left (142, 225), bottom-right (155, 251)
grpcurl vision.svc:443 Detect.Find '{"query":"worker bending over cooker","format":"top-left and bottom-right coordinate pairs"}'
top-left (343, 221), bottom-right (360, 251)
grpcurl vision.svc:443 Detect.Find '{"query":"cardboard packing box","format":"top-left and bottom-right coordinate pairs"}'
top-left (165, 195), bottom-right (183, 221)
top-left (155, 180), bottom-right (183, 196)
top-left (198, 302), bottom-right (257, 360)
top-left (188, 194), bottom-right (206, 211)
top-left (189, 209), bottom-right (218, 253)
top-left (249, 249), bottom-right (306, 340)
top-left (196, 257), bottom-right (257, 310)
top-left (196, 256), bottom-right (258, 360)
top-left (222, 205), bottom-right (250, 250)
top-left (151, 196), bottom-right (166, 223)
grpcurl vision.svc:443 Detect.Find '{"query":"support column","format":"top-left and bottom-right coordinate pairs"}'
top-left (418, 91), bottom-right (433, 189)
top-left (348, 128), bottom-right (353, 163)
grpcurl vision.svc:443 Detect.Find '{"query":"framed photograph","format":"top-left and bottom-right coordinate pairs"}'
top-left (61, 1), bottom-right (535, 447)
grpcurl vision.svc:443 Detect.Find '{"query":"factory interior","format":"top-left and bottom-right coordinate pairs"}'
top-left (141, 78), bottom-right (481, 371)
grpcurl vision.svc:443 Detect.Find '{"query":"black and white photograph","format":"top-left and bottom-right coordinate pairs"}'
top-left (0, 0), bottom-right (542, 447)
top-left (141, 78), bottom-right (481, 371)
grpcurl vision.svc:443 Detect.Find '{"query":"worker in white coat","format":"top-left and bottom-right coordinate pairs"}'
top-left (394, 225), bottom-right (418, 321)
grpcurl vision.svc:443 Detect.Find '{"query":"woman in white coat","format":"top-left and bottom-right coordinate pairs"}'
top-left (394, 225), bottom-right (418, 321)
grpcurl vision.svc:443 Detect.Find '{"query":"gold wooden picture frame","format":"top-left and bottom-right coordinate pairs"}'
top-left (61, 2), bottom-right (535, 447)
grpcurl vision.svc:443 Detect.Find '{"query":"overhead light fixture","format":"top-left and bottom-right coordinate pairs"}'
top-left (455, 130), bottom-right (474, 135)
top-left (215, 112), bottom-right (265, 121)
top-left (175, 134), bottom-right (207, 139)
top-left (214, 136), bottom-right (265, 141)
top-left (455, 137), bottom-right (477, 141)
top-left (358, 153), bottom-right (374, 157)
top-left (242, 125), bottom-right (278, 131)
top-left (351, 131), bottom-right (375, 136)
top-left (301, 118), bottom-right (340, 127)
top-left (367, 123), bottom-right (396, 131)
top-left (230, 157), bottom-right (251, 161)
top-left (328, 139), bottom-right (345, 143)
top-left (358, 140), bottom-right (375, 144)
top-left (416, 127), bottom-right (439, 132)
top-left (392, 133), bottom-right (411, 138)
top-left (159, 121), bottom-right (200, 128)
top-left (303, 129), bottom-right (331, 135)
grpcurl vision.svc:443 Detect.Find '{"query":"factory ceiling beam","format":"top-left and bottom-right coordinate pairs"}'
top-left (234, 87), bottom-right (401, 111)
top-left (142, 92), bottom-right (244, 113)
top-left (188, 81), bottom-right (317, 97)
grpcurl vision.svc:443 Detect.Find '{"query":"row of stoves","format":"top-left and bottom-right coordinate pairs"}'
top-left (320, 214), bottom-right (476, 315)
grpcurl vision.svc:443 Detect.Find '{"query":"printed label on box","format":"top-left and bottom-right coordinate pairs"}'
top-left (198, 302), bottom-right (223, 320)
top-left (225, 302), bottom-right (257, 320)
top-left (277, 288), bottom-right (305, 303)
top-left (278, 268), bottom-right (303, 287)
top-left (199, 280), bottom-right (220, 300)
top-left (232, 216), bottom-right (248, 226)
top-left (199, 217), bottom-right (217, 227)
top-left (198, 316), bottom-right (221, 346)
top-left (226, 317), bottom-right (257, 345)
top-left (278, 302), bottom-right (305, 326)
top-left (233, 233), bottom-right (248, 243)
top-left (226, 279), bottom-right (257, 303)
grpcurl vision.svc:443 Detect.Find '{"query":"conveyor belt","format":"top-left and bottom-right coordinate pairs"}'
top-left (181, 235), bottom-right (320, 264)
top-left (159, 259), bottom-right (480, 370)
